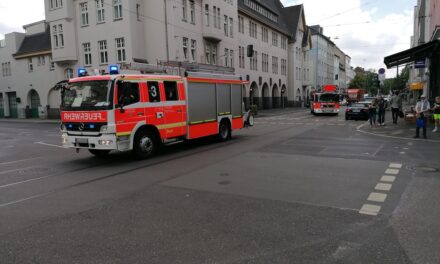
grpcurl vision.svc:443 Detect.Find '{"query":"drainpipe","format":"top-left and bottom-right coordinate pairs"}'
top-left (164, 0), bottom-right (170, 62)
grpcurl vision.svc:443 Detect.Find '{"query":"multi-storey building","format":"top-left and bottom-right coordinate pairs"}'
top-left (0, 0), bottom-right (317, 118)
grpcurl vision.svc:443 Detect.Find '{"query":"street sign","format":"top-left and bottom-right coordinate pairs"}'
top-left (414, 58), bottom-right (426, 69)
top-left (378, 68), bottom-right (385, 74)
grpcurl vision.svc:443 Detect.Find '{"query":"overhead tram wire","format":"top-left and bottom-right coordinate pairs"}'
top-left (315, 0), bottom-right (380, 23)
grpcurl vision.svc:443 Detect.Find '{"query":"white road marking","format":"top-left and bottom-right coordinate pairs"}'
top-left (367, 192), bottom-right (387, 203)
top-left (359, 204), bottom-right (381, 216)
top-left (0, 176), bottom-right (50, 189)
top-left (0, 157), bottom-right (40, 166)
top-left (0, 166), bottom-right (36, 175)
top-left (408, 142), bottom-right (413, 146)
top-left (34, 142), bottom-right (66, 149)
top-left (389, 163), bottom-right (402, 169)
top-left (399, 152), bottom-right (406, 155)
top-left (380, 175), bottom-right (396, 183)
top-left (385, 169), bottom-right (399, 175)
top-left (375, 183), bottom-right (393, 191)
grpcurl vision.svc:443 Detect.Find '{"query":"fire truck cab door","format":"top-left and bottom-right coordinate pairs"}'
top-left (163, 81), bottom-right (185, 138)
top-left (145, 81), bottom-right (165, 138)
top-left (115, 81), bottom-right (144, 136)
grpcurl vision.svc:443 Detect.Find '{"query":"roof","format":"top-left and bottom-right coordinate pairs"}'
top-left (14, 29), bottom-right (51, 58)
top-left (384, 39), bottom-right (440, 68)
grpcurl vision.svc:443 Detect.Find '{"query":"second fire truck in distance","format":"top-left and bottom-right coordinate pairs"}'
top-left (60, 66), bottom-right (252, 158)
top-left (310, 85), bottom-right (341, 115)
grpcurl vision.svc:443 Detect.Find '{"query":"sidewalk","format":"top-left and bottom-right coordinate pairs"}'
top-left (0, 118), bottom-right (60, 124)
top-left (357, 110), bottom-right (440, 142)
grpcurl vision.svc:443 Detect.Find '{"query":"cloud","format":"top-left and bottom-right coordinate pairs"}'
top-left (0, 1), bottom-right (45, 39)
top-left (281, 0), bottom-right (413, 77)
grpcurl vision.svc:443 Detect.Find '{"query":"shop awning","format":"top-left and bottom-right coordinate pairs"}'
top-left (384, 39), bottom-right (440, 68)
top-left (409, 82), bottom-right (424, 90)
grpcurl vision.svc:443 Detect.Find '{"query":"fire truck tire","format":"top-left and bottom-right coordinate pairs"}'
top-left (247, 114), bottom-right (254, 127)
top-left (218, 120), bottom-right (231, 141)
top-left (88, 149), bottom-right (111, 157)
top-left (133, 129), bottom-right (158, 159)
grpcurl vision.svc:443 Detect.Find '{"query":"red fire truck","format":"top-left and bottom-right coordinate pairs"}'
top-left (347, 88), bottom-right (365, 103)
top-left (310, 85), bottom-right (340, 115)
top-left (60, 66), bottom-right (251, 158)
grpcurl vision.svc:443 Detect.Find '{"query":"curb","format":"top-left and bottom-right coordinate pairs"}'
top-left (356, 122), bottom-right (440, 143)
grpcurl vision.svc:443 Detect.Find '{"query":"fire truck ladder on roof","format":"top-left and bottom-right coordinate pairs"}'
top-left (120, 61), bottom-right (236, 76)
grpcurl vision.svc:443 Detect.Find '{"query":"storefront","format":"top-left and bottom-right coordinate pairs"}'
top-left (384, 39), bottom-right (440, 101)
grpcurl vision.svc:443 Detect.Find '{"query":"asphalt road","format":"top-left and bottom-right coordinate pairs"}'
top-left (0, 109), bottom-right (439, 263)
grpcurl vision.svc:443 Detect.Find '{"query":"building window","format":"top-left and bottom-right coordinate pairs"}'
top-left (37, 56), bottom-right (45, 66)
top-left (205, 41), bottom-right (217, 65)
top-left (58, 24), bottom-right (64, 47)
top-left (262, 27), bottom-right (268, 42)
top-left (205, 4), bottom-right (209, 26)
top-left (272, 32), bottom-right (278, 47)
top-left (229, 17), bottom-right (233, 38)
top-left (190, 0), bottom-right (195, 24)
top-left (213, 6), bottom-right (217, 28)
top-left (80, 2), bottom-right (89, 26)
top-left (96, 0), bottom-right (105, 23)
top-left (217, 8), bottom-right (220, 29)
top-left (224, 48), bottom-right (229, 67)
top-left (183, 37), bottom-right (188, 60)
top-left (281, 36), bottom-right (287, 50)
top-left (230, 49), bottom-right (234, 68)
top-left (28, 58), bottom-right (34, 72)
top-left (239, 46), bottom-right (245, 69)
top-left (262, 53), bottom-right (268, 73)
top-left (65, 68), bottom-right (74, 79)
top-left (83, 43), bottom-right (92, 66)
top-left (272, 56), bottom-right (278, 74)
top-left (116, 38), bottom-right (126, 62)
top-left (49, 56), bottom-right (55, 70)
top-left (50, 0), bottom-right (63, 9)
top-left (113, 0), bottom-right (122, 19)
top-left (250, 50), bottom-right (258, 71)
top-left (238, 16), bottom-right (244, 33)
top-left (52, 26), bottom-right (58, 48)
top-left (98, 40), bottom-right (108, 64)
top-left (1, 62), bottom-right (11, 77)
top-left (191, 39), bottom-right (196, 61)
top-left (281, 59), bottom-right (287, 75)
top-left (182, 0), bottom-right (187, 22)
top-left (224, 15), bottom-right (228, 36)
top-left (243, 0), bottom-right (278, 23)
top-left (249, 20), bottom-right (257, 38)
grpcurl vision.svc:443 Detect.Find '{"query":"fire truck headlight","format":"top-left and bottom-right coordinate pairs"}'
top-left (62, 133), bottom-right (68, 144)
top-left (98, 140), bottom-right (113, 145)
top-left (100, 125), bottom-right (108, 133)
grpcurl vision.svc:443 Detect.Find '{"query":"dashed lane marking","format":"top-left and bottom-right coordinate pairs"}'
top-left (359, 204), bottom-right (381, 216)
top-left (380, 175), bottom-right (396, 183)
top-left (375, 183), bottom-right (393, 191)
top-left (34, 142), bottom-right (66, 149)
top-left (385, 168), bottom-right (399, 175)
top-left (367, 192), bottom-right (387, 203)
top-left (389, 163), bottom-right (403, 169)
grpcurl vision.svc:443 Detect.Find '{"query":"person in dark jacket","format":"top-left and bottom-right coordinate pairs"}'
top-left (376, 96), bottom-right (386, 126)
top-left (390, 91), bottom-right (402, 124)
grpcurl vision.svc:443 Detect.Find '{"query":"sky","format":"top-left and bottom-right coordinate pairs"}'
top-left (0, 0), bottom-right (415, 77)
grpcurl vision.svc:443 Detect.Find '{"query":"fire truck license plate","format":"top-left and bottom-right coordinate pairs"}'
top-left (76, 138), bottom-right (89, 144)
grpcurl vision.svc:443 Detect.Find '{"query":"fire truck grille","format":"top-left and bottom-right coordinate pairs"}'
top-left (322, 104), bottom-right (335, 108)
top-left (64, 122), bottom-right (106, 132)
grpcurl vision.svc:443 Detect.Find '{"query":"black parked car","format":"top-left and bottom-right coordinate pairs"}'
top-left (345, 102), bottom-right (370, 120)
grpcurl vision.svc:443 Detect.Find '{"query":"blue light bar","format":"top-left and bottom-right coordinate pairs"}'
top-left (77, 68), bottom-right (87, 77)
top-left (109, 65), bottom-right (119, 75)
top-left (89, 124), bottom-right (95, 129)
top-left (67, 124), bottom-right (73, 129)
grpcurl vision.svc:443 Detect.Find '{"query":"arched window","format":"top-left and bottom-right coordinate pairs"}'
top-left (65, 68), bottom-right (74, 79)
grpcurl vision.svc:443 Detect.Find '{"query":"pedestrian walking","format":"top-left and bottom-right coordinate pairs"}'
top-left (432, 96), bottom-right (440, 132)
top-left (377, 95), bottom-right (386, 126)
top-left (414, 94), bottom-right (431, 139)
top-left (368, 98), bottom-right (377, 127)
top-left (390, 91), bottom-right (402, 124)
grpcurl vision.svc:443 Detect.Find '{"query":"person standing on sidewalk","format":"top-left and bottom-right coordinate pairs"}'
top-left (377, 95), bottom-right (386, 126)
top-left (414, 94), bottom-right (431, 139)
top-left (432, 96), bottom-right (440, 132)
top-left (390, 91), bottom-right (402, 124)
top-left (368, 98), bottom-right (377, 127)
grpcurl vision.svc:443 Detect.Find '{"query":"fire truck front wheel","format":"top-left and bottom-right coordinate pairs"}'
top-left (133, 129), bottom-right (158, 159)
top-left (218, 120), bottom-right (231, 141)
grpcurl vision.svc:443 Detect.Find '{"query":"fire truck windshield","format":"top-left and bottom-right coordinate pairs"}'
top-left (317, 93), bottom-right (339, 103)
top-left (62, 80), bottom-right (113, 110)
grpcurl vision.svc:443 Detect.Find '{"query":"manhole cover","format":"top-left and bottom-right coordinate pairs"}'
top-left (413, 166), bottom-right (438, 172)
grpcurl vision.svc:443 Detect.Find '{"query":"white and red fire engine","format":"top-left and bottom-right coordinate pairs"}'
top-left (60, 65), bottom-right (252, 158)
top-left (310, 85), bottom-right (340, 115)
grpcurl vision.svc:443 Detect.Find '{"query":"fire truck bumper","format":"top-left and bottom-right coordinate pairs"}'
top-left (62, 133), bottom-right (118, 150)
top-left (314, 109), bottom-right (340, 114)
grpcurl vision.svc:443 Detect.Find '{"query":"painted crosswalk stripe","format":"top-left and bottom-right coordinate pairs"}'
top-left (359, 204), bottom-right (381, 216)
top-left (389, 163), bottom-right (402, 169)
top-left (385, 168), bottom-right (399, 175)
top-left (367, 192), bottom-right (387, 202)
top-left (380, 175), bottom-right (396, 183)
top-left (375, 183), bottom-right (392, 191)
